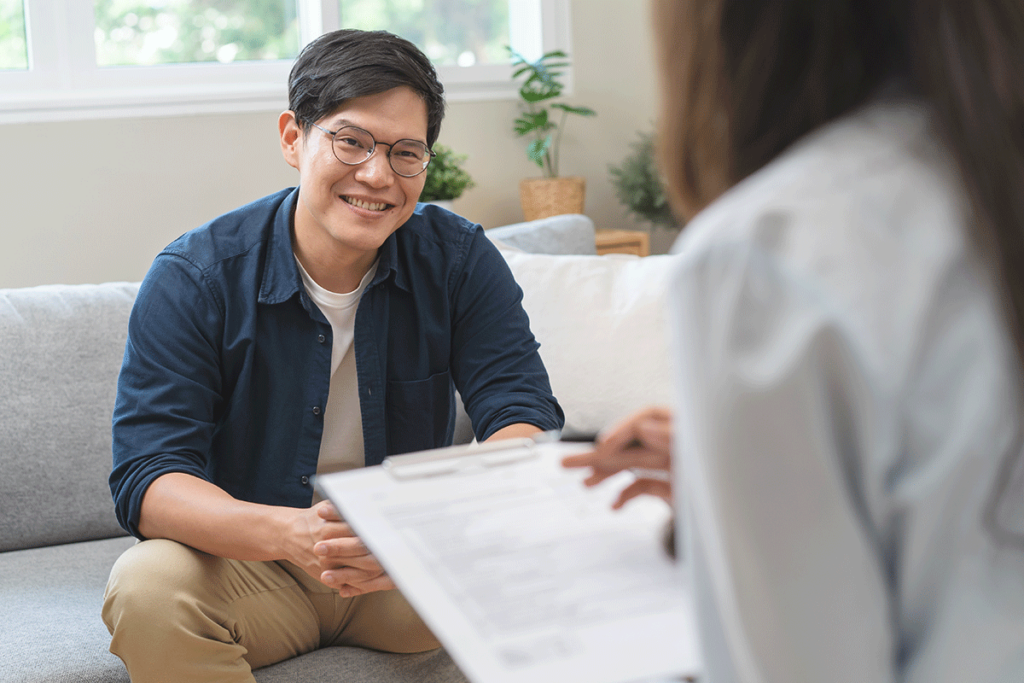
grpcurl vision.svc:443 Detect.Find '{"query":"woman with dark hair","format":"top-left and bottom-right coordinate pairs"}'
top-left (566, 1), bottom-right (1024, 681)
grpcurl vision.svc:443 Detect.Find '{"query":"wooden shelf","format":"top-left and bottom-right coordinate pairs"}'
top-left (595, 229), bottom-right (650, 257)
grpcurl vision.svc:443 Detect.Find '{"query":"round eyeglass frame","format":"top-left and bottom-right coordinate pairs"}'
top-left (310, 123), bottom-right (436, 178)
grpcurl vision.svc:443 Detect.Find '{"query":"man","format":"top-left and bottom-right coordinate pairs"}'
top-left (103, 29), bottom-right (563, 683)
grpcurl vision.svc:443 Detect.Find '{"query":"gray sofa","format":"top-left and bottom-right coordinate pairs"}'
top-left (0, 214), bottom-right (612, 683)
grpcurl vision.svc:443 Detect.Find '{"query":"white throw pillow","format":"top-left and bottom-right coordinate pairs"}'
top-left (498, 247), bottom-right (680, 438)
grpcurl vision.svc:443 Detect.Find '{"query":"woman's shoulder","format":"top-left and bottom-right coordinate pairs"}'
top-left (677, 100), bottom-right (964, 262)
top-left (669, 99), bottom-right (992, 392)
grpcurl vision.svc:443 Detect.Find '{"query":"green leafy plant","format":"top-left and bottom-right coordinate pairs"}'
top-left (608, 129), bottom-right (678, 229)
top-left (420, 144), bottom-right (475, 202)
top-left (508, 47), bottom-right (596, 178)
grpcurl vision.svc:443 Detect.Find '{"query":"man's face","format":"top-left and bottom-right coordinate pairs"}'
top-left (281, 86), bottom-right (429, 272)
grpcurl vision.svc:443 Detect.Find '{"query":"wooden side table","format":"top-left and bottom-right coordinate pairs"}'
top-left (595, 229), bottom-right (650, 257)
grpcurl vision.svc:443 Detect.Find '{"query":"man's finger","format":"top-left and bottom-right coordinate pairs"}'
top-left (321, 565), bottom-right (388, 589)
top-left (335, 573), bottom-right (399, 593)
top-left (315, 521), bottom-right (359, 541)
top-left (314, 536), bottom-right (370, 557)
top-left (319, 550), bottom-right (382, 571)
top-left (316, 501), bottom-right (343, 521)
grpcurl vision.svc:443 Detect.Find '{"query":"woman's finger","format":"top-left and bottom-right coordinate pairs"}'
top-left (613, 478), bottom-right (672, 509)
top-left (598, 406), bottom-right (672, 453)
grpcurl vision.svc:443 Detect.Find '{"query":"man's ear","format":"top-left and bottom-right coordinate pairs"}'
top-left (279, 110), bottom-right (303, 171)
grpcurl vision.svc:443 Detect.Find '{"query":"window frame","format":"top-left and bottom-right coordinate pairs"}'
top-left (0, 0), bottom-right (571, 124)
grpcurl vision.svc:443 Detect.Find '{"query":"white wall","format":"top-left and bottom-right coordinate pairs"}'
top-left (0, 0), bottom-right (674, 289)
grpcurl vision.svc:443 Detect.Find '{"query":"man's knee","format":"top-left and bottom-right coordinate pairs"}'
top-left (103, 538), bottom-right (213, 635)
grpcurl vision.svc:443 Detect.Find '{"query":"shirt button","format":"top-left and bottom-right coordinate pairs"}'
top-left (300, 475), bottom-right (310, 486)
top-left (312, 406), bottom-right (322, 416)
top-left (317, 334), bottom-right (326, 344)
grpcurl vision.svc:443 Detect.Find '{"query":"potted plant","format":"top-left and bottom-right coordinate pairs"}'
top-left (608, 129), bottom-right (680, 231)
top-left (508, 47), bottom-right (596, 220)
top-left (419, 144), bottom-right (475, 211)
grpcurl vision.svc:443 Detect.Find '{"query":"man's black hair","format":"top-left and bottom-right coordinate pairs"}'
top-left (288, 29), bottom-right (446, 147)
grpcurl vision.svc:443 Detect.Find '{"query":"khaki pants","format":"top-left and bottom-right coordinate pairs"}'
top-left (102, 539), bottom-right (439, 683)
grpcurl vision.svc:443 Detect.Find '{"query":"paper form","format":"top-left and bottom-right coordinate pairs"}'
top-left (316, 441), bottom-right (701, 683)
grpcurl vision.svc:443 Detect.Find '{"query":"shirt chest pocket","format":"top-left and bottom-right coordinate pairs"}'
top-left (385, 369), bottom-right (455, 455)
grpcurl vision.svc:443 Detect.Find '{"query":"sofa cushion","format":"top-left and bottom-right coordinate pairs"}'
top-left (485, 214), bottom-right (597, 255)
top-left (0, 536), bottom-right (136, 682)
top-left (0, 536), bottom-right (468, 683)
top-left (0, 282), bottom-right (139, 552)
top-left (498, 249), bottom-right (680, 438)
top-left (254, 646), bottom-right (466, 682)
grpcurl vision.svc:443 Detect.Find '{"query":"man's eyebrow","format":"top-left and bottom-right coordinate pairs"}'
top-left (329, 118), bottom-right (428, 144)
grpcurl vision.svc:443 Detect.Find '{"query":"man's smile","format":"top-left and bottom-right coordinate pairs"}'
top-left (343, 196), bottom-right (394, 212)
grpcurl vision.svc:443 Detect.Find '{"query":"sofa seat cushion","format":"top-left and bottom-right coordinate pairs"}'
top-left (0, 536), bottom-right (136, 682)
top-left (253, 646), bottom-right (466, 682)
top-left (0, 536), bottom-right (467, 683)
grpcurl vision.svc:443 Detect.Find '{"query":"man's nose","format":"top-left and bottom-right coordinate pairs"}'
top-left (354, 149), bottom-right (394, 187)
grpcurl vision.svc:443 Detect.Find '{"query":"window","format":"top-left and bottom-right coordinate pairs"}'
top-left (340, 0), bottom-right (509, 67)
top-left (93, 0), bottom-right (301, 67)
top-left (0, 0), bottom-right (570, 124)
top-left (0, 0), bottom-right (28, 71)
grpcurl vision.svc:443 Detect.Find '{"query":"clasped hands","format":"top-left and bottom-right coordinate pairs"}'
top-left (288, 407), bottom-right (674, 593)
top-left (290, 501), bottom-right (395, 596)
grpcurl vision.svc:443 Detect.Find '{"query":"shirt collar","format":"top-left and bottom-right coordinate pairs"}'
top-left (355, 209), bottom-right (419, 294)
top-left (372, 225), bottom-right (411, 292)
top-left (258, 187), bottom-right (414, 303)
top-left (258, 187), bottom-right (304, 305)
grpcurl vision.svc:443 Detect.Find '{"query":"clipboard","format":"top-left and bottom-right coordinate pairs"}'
top-left (315, 435), bottom-right (701, 683)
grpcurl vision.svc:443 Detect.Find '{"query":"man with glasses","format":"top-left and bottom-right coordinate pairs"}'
top-left (103, 29), bottom-right (563, 683)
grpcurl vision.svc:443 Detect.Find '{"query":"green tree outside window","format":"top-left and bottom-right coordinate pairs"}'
top-left (93, 0), bottom-right (300, 67)
top-left (339, 0), bottom-right (509, 67)
top-left (0, 0), bottom-right (28, 71)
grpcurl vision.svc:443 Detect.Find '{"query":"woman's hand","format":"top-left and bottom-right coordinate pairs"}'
top-left (562, 406), bottom-right (674, 509)
top-left (285, 500), bottom-right (396, 596)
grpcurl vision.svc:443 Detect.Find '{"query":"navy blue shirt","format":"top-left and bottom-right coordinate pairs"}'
top-left (111, 188), bottom-right (563, 539)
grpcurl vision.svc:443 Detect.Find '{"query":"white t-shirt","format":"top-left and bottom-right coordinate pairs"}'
top-left (295, 257), bottom-right (378, 477)
top-left (670, 100), bottom-right (1024, 683)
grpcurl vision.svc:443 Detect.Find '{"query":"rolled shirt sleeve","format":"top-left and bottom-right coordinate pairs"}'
top-left (450, 227), bottom-right (564, 440)
top-left (110, 254), bottom-right (224, 539)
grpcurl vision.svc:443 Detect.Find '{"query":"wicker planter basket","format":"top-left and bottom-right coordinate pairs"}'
top-left (519, 176), bottom-right (586, 221)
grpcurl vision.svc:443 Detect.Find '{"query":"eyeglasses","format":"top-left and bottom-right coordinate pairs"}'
top-left (310, 123), bottom-right (435, 178)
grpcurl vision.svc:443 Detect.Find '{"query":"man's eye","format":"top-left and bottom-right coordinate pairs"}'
top-left (394, 144), bottom-right (426, 158)
top-left (338, 137), bottom-right (363, 148)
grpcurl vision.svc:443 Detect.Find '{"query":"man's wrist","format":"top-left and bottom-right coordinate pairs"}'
top-left (484, 422), bottom-right (543, 442)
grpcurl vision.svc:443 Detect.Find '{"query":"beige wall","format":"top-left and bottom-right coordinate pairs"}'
top-left (0, 0), bottom-right (674, 289)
